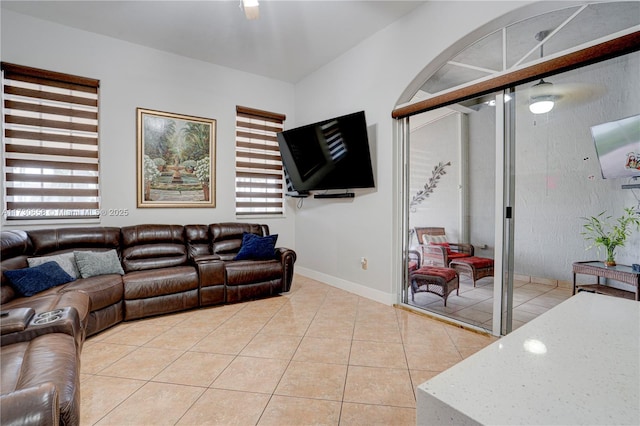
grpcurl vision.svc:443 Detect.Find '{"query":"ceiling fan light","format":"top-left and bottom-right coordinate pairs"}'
top-left (242, 0), bottom-right (259, 20)
top-left (529, 96), bottom-right (555, 114)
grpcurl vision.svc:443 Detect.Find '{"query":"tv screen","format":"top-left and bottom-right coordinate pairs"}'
top-left (277, 111), bottom-right (375, 192)
top-left (591, 114), bottom-right (640, 179)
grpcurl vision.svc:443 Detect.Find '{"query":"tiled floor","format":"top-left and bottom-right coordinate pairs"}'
top-left (80, 274), bottom-right (496, 425)
top-left (410, 275), bottom-right (573, 331)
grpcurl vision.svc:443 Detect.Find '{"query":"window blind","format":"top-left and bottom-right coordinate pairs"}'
top-left (2, 62), bottom-right (100, 220)
top-left (235, 106), bottom-right (286, 216)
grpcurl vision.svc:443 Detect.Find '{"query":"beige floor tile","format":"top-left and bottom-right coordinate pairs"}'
top-left (177, 388), bottom-right (270, 425)
top-left (135, 311), bottom-right (190, 327)
top-left (152, 351), bottom-right (234, 387)
top-left (404, 342), bottom-right (462, 372)
top-left (343, 366), bottom-right (415, 408)
top-left (100, 323), bottom-right (171, 346)
top-left (222, 315), bottom-right (269, 334)
top-left (444, 325), bottom-right (495, 351)
top-left (81, 276), bottom-right (541, 425)
top-left (306, 317), bottom-right (355, 340)
top-left (293, 336), bottom-right (351, 364)
top-left (186, 304), bottom-right (244, 326)
top-left (399, 322), bottom-right (453, 347)
top-left (240, 331), bottom-right (302, 360)
top-left (275, 361), bottom-right (347, 401)
top-left (211, 356), bottom-right (288, 394)
top-left (340, 402), bottom-right (415, 425)
top-left (352, 321), bottom-right (402, 343)
top-left (98, 346), bottom-right (183, 380)
top-left (190, 326), bottom-right (256, 355)
top-left (80, 342), bottom-right (137, 374)
top-left (86, 322), bottom-right (131, 343)
top-left (409, 369), bottom-right (440, 391)
top-left (349, 340), bottom-right (407, 369)
top-left (258, 395), bottom-right (342, 426)
top-left (95, 381), bottom-right (204, 425)
top-left (144, 325), bottom-right (211, 351)
top-left (261, 315), bottom-right (313, 336)
top-left (454, 306), bottom-right (493, 324)
top-left (80, 375), bottom-right (145, 425)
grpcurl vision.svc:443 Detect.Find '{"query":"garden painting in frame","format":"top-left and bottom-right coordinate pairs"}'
top-left (137, 108), bottom-right (216, 208)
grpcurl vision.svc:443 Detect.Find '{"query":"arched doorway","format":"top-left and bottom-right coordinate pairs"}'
top-left (395, 2), bottom-right (640, 335)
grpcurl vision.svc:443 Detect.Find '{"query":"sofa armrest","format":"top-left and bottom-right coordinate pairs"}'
top-left (449, 243), bottom-right (474, 256)
top-left (192, 254), bottom-right (222, 264)
top-left (1, 383), bottom-right (59, 426)
top-left (1, 308), bottom-right (35, 335)
top-left (195, 259), bottom-right (225, 287)
top-left (421, 244), bottom-right (447, 267)
top-left (275, 248), bottom-right (297, 292)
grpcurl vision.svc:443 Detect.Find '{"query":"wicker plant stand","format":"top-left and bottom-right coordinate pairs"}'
top-left (449, 256), bottom-right (494, 287)
top-left (572, 261), bottom-right (639, 301)
top-left (410, 266), bottom-right (459, 306)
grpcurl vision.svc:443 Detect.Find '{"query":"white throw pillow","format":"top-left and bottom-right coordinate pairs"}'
top-left (424, 234), bottom-right (448, 244)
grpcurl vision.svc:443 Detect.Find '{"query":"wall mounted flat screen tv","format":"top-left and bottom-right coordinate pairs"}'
top-left (277, 111), bottom-right (375, 193)
top-left (591, 114), bottom-right (640, 179)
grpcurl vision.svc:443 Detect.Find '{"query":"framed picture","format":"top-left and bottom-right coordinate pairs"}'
top-left (137, 108), bottom-right (216, 208)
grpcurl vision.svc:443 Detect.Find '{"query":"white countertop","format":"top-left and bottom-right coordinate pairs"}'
top-left (417, 292), bottom-right (640, 425)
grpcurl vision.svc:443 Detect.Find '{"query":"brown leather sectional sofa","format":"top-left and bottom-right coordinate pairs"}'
top-left (0, 222), bottom-right (296, 426)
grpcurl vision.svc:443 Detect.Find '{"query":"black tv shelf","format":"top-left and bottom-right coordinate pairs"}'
top-left (313, 192), bottom-right (355, 199)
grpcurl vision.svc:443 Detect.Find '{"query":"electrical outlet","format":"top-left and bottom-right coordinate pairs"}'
top-left (360, 257), bottom-right (368, 270)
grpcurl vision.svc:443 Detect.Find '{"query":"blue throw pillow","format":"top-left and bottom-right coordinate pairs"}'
top-left (234, 232), bottom-right (278, 260)
top-left (4, 261), bottom-right (74, 297)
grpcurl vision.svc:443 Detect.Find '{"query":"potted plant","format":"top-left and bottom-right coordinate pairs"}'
top-left (581, 207), bottom-right (640, 266)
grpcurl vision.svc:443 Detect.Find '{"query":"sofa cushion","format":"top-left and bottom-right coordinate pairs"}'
top-left (0, 333), bottom-right (80, 425)
top-left (123, 266), bottom-right (198, 300)
top-left (61, 275), bottom-right (124, 311)
top-left (225, 259), bottom-right (282, 286)
top-left (121, 224), bottom-right (187, 272)
top-left (74, 250), bottom-right (124, 278)
top-left (4, 262), bottom-right (74, 297)
top-left (234, 233), bottom-right (278, 260)
top-left (28, 252), bottom-right (80, 279)
top-left (27, 227), bottom-right (121, 256)
top-left (210, 223), bottom-right (268, 260)
top-left (0, 289), bottom-right (91, 334)
top-left (452, 256), bottom-right (494, 268)
top-left (413, 266), bottom-right (458, 282)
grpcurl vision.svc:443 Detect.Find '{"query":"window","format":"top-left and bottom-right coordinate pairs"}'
top-left (2, 62), bottom-right (100, 221)
top-left (235, 106), bottom-right (286, 216)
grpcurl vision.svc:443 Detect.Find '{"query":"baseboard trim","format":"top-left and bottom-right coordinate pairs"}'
top-left (295, 267), bottom-right (396, 306)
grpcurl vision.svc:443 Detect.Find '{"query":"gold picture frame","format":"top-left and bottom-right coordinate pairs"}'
top-left (136, 108), bottom-right (216, 208)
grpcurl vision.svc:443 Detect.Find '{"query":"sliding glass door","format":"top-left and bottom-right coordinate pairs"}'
top-left (403, 92), bottom-right (501, 334)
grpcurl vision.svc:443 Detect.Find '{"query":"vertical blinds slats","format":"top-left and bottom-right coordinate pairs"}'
top-left (2, 62), bottom-right (100, 221)
top-left (235, 106), bottom-right (286, 216)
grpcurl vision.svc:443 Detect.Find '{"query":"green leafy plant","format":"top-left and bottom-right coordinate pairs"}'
top-left (581, 207), bottom-right (640, 265)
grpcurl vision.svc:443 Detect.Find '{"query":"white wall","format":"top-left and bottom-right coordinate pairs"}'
top-left (513, 53), bottom-right (640, 284)
top-left (409, 112), bottom-right (462, 248)
top-left (292, 1), bottom-right (529, 303)
top-left (1, 2), bottom-right (537, 303)
top-left (1, 10), bottom-right (297, 248)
